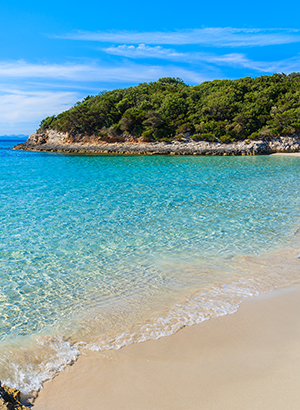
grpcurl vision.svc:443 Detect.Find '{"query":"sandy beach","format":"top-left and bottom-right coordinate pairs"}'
top-left (271, 153), bottom-right (300, 157)
top-left (33, 284), bottom-right (300, 410)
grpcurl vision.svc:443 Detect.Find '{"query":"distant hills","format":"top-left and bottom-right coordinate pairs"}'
top-left (0, 134), bottom-right (28, 140)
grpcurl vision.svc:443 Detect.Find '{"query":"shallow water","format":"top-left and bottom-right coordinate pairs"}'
top-left (0, 140), bottom-right (300, 396)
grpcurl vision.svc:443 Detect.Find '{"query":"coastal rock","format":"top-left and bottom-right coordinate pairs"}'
top-left (26, 129), bottom-right (69, 146)
top-left (0, 383), bottom-right (30, 410)
top-left (14, 131), bottom-right (300, 156)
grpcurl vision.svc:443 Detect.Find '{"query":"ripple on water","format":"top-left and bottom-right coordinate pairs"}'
top-left (0, 140), bottom-right (300, 396)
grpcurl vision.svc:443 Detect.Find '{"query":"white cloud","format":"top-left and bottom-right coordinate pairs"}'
top-left (0, 60), bottom-right (207, 84)
top-left (0, 60), bottom-right (213, 134)
top-left (0, 61), bottom-right (104, 80)
top-left (104, 44), bottom-right (247, 64)
top-left (103, 44), bottom-right (300, 74)
top-left (104, 44), bottom-right (184, 59)
top-left (210, 53), bottom-right (300, 73)
top-left (59, 28), bottom-right (300, 47)
top-left (2, 46), bottom-right (298, 135)
top-left (0, 90), bottom-right (77, 124)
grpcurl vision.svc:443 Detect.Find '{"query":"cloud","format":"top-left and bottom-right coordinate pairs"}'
top-left (59, 28), bottom-right (300, 47)
top-left (0, 60), bottom-right (213, 133)
top-left (104, 44), bottom-right (300, 74)
top-left (104, 44), bottom-right (184, 59)
top-left (208, 53), bottom-right (300, 73)
top-left (241, 56), bottom-right (300, 73)
top-left (0, 60), bottom-right (207, 84)
top-left (0, 90), bottom-right (78, 124)
top-left (0, 61), bottom-right (104, 81)
top-left (2, 46), bottom-right (298, 134)
top-left (104, 44), bottom-right (248, 64)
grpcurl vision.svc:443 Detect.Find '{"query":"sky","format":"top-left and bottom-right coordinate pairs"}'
top-left (0, 0), bottom-right (300, 135)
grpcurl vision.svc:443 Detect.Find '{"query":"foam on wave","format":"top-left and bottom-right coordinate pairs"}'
top-left (3, 266), bottom-right (299, 399)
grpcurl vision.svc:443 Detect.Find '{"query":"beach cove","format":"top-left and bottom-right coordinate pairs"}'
top-left (1, 140), bottom-right (300, 408)
top-left (2, 0), bottom-right (300, 405)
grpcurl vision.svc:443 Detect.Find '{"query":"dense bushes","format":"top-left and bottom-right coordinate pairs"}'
top-left (38, 73), bottom-right (300, 142)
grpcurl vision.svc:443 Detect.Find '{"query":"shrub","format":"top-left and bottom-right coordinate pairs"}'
top-left (219, 135), bottom-right (234, 143)
top-left (98, 130), bottom-right (108, 139)
top-left (107, 124), bottom-right (121, 137)
top-left (37, 74), bottom-right (300, 142)
top-left (39, 115), bottom-right (56, 131)
top-left (141, 129), bottom-right (154, 142)
top-left (192, 133), bottom-right (217, 142)
top-left (176, 123), bottom-right (194, 134)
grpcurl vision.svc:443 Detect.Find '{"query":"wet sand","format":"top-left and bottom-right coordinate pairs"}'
top-left (33, 285), bottom-right (300, 410)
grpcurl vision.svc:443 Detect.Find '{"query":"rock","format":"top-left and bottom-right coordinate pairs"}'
top-left (0, 383), bottom-right (30, 410)
top-left (13, 131), bottom-right (300, 156)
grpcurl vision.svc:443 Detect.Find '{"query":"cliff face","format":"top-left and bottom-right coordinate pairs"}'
top-left (14, 130), bottom-right (300, 156)
top-left (26, 129), bottom-right (70, 145)
top-left (25, 129), bottom-right (130, 145)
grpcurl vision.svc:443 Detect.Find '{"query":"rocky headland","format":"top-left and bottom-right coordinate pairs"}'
top-left (14, 130), bottom-right (300, 156)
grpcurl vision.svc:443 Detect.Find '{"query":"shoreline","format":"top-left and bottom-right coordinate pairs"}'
top-left (34, 284), bottom-right (300, 410)
top-left (5, 243), bottom-right (300, 406)
top-left (14, 140), bottom-right (269, 156)
top-left (271, 152), bottom-right (300, 157)
top-left (13, 134), bottom-right (300, 156)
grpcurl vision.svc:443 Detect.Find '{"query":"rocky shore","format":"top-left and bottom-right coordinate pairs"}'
top-left (0, 383), bottom-right (30, 410)
top-left (14, 130), bottom-right (300, 156)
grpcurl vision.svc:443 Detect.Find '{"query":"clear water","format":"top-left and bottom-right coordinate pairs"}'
top-left (0, 139), bottom-right (300, 396)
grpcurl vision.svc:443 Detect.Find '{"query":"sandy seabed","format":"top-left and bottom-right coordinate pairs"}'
top-left (33, 284), bottom-right (300, 410)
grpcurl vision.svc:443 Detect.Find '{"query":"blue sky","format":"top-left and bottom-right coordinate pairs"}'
top-left (1, 0), bottom-right (300, 135)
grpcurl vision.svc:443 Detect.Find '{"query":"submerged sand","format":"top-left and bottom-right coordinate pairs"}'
top-left (34, 285), bottom-right (300, 410)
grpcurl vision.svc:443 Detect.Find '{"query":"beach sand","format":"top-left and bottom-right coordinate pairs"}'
top-left (34, 285), bottom-right (300, 410)
top-left (271, 153), bottom-right (300, 157)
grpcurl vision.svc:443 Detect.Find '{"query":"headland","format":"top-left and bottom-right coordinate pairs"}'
top-left (13, 74), bottom-right (300, 156)
top-left (13, 131), bottom-right (300, 156)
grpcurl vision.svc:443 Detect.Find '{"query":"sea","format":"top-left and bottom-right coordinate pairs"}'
top-left (0, 139), bottom-right (300, 398)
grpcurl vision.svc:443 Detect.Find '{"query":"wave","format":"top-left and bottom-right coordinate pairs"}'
top-left (2, 246), bottom-right (299, 399)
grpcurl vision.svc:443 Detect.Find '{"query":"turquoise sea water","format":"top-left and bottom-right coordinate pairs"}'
top-left (0, 139), bottom-right (300, 396)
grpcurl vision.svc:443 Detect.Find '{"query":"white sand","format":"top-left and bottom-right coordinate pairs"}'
top-left (34, 285), bottom-right (300, 410)
top-left (271, 153), bottom-right (300, 157)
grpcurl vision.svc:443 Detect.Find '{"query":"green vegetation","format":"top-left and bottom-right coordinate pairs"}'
top-left (39, 74), bottom-right (300, 142)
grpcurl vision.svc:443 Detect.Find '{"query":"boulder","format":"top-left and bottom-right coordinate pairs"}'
top-left (0, 383), bottom-right (30, 410)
